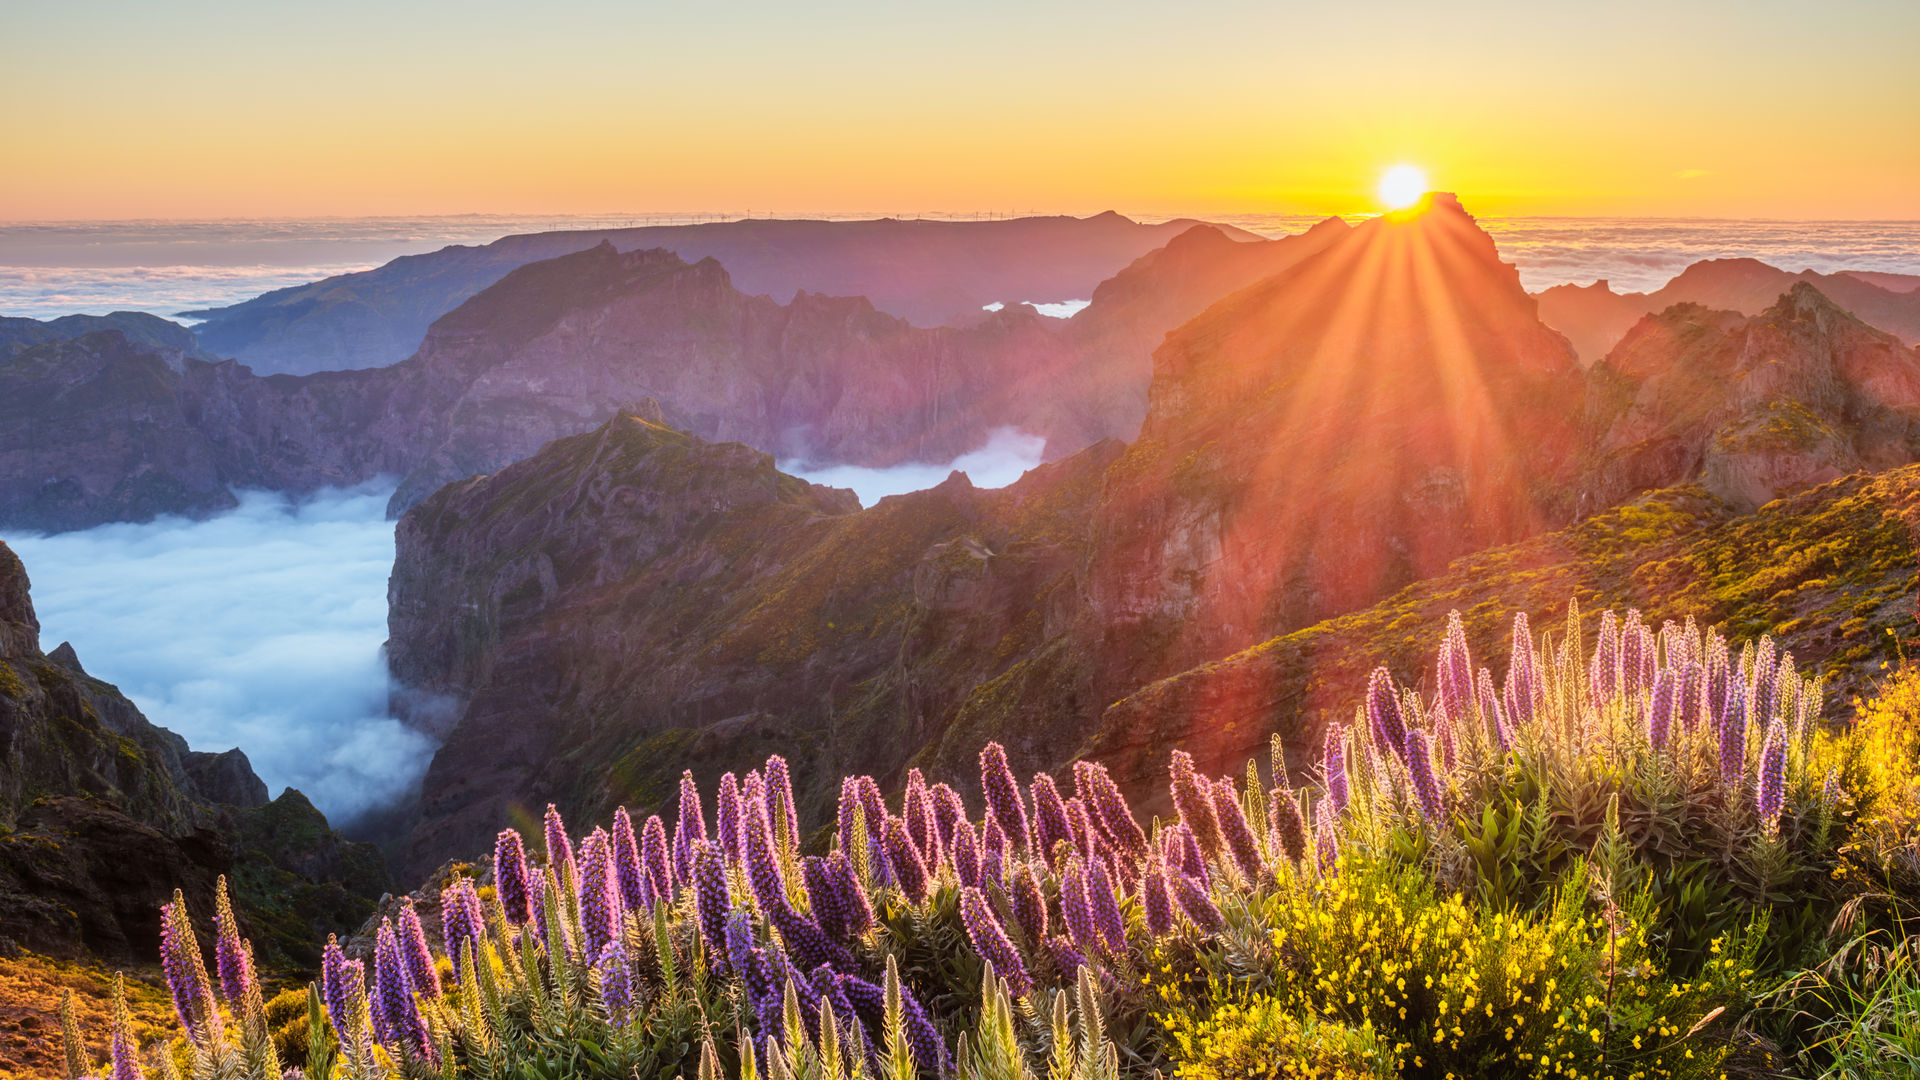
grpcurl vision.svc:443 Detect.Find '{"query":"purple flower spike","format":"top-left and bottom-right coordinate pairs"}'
top-left (597, 937), bottom-right (634, 1018)
top-left (1621, 611), bottom-right (1646, 700)
top-left (904, 769), bottom-right (941, 868)
top-left (1170, 872), bottom-right (1224, 933)
top-left (578, 829), bottom-right (622, 960)
top-left (441, 878), bottom-right (485, 984)
top-left (717, 772), bottom-right (744, 863)
top-left (158, 893), bottom-right (215, 1043)
top-left (1322, 726), bottom-right (1349, 812)
top-left (1433, 702), bottom-right (1458, 773)
top-left (1591, 610), bottom-right (1621, 706)
top-left (543, 804), bottom-right (576, 887)
top-left (767, 895), bottom-right (853, 973)
top-left (1504, 611), bottom-right (1538, 728)
top-left (1437, 611), bottom-right (1474, 726)
top-left (1314, 798), bottom-right (1340, 872)
top-left (494, 828), bottom-right (532, 923)
top-left (951, 820), bottom-right (982, 888)
top-left (1142, 859), bottom-right (1174, 937)
top-left (1405, 729), bottom-right (1445, 822)
top-left (743, 799), bottom-right (790, 913)
top-left (980, 811), bottom-right (1009, 885)
top-left (1757, 719), bottom-right (1787, 831)
top-left (1165, 824), bottom-right (1209, 888)
top-left (1010, 862), bottom-right (1048, 943)
top-left (109, 975), bottom-right (143, 1080)
top-left (1647, 668), bottom-right (1675, 751)
top-left (1168, 750), bottom-right (1225, 861)
top-left (1719, 685), bottom-right (1749, 783)
top-left (979, 742), bottom-right (1031, 853)
top-left (396, 898), bottom-right (442, 1000)
top-left (641, 814), bottom-right (674, 900)
top-left (960, 886), bottom-right (1033, 997)
top-left (931, 783), bottom-right (968, 855)
top-left (850, 775), bottom-right (891, 885)
top-left (882, 815), bottom-right (931, 904)
top-left (373, 921), bottom-right (434, 1062)
top-left (689, 841), bottom-right (732, 966)
top-left (1031, 772), bottom-right (1075, 864)
top-left (1075, 759), bottom-right (1149, 862)
top-left (674, 770), bottom-right (706, 884)
top-left (1210, 775), bottom-right (1265, 880)
top-left (612, 807), bottom-right (650, 913)
top-left (1059, 857), bottom-right (1101, 955)
top-left (1048, 934), bottom-right (1088, 979)
top-left (1269, 787), bottom-right (1308, 866)
top-left (1065, 796), bottom-right (1104, 862)
top-left (765, 755), bottom-right (800, 852)
top-left (1366, 667), bottom-right (1408, 763)
top-left (320, 936), bottom-right (362, 1037)
top-left (1085, 857), bottom-right (1128, 954)
top-left (805, 855), bottom-right (872, 942)
top-left (212, 880), bottom-right (257, 1008)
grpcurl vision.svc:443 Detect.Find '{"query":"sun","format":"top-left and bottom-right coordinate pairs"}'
top-left (1377, 164), bottom-right (1428, 211)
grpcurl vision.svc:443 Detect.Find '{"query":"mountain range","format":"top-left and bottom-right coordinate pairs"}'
top-left (180, 213), bottom-right (1264, 375)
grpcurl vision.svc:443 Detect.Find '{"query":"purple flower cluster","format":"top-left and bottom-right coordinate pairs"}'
top-left (1270, 786), bottom-right (1308, 866)
top-left (578, 829), bottom-right (622, 959)
top-left (396, 898), bottom-right (442, 1001)
top-left (960, 887), bottom-right (1032, 996)
top-left (159, 893), bottom-right (216, 1043)
top-left (372, 920), bottom-right (434, 1063)
top-left (1211, 774), bottom-right (1266, 879)
top-left (1758, 719), bottom-right (1787, 831)
top-left (1169, 750), bottom-right (1225, 860)
top-left (979, 742), bottom-right (1031, 852)
top-left (494, 827), bottom-right (532, 923)
top-left (441, 877), bottom-right (485, 982)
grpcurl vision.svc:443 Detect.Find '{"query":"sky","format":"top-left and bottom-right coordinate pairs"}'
top-left (2, 0), bottom-right (1917, 220)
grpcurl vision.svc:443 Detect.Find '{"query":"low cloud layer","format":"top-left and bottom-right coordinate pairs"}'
top-left (781, 427), bottom-right (1048, 505)
top-left (1, 484), bottom-right (431, 826)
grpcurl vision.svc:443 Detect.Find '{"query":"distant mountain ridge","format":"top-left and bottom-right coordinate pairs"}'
top-left (181, 212), bottom-right (1265, 374)
top-left (1536, 257), bottom-right (1920, 364)
top-left (0, 219), bottom-right (1342, 533)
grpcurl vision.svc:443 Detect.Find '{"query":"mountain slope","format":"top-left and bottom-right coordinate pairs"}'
top-left (0, 541), bottom-right (387, 967)
top-left (1087, 467), bottom-right (1920, 806)
top-left (389, 413), bottom-right (1119, 874)
top-left (183, 213), bottom-right (1263, 374)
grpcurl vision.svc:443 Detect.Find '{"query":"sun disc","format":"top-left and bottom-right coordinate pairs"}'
top-left (1378, 164), bottom-right (1428, 211)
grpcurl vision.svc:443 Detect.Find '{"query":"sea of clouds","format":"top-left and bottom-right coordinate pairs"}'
top-left (7, 214), bottom-right (1918, 321)
top-left (781, 426), bottom-right (1049, 505)
top-left (0, 484), bottom-right (431, 827)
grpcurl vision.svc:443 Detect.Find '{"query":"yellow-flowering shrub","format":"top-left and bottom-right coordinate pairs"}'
top-left (1154, 857), bottom-right (1743, 1080)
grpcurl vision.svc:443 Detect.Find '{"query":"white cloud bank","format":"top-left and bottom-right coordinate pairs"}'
top-left (780, 427), bottom-right (1048, 505)
top-left (0, 484), bottom-right (431, 826)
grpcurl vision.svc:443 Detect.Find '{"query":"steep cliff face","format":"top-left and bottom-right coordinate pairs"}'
top-left (1536, 258), bottom-right (1920, 364)
top-left (184, 212), bottom-right (1264, 374)
top-left (389, 413), bottom-right (1119, 875)
top-left (0, 541), bottom-right (386, 966)
top-left (1079, 194), bottom-right (1585, 685)
top-left (1581, 284), bottom-right (1920, 513)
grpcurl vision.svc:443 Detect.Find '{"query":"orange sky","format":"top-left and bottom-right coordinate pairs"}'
top-left (3, 1), bottom-right (1916, 221)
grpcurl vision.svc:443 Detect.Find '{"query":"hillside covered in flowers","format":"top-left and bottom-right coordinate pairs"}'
top-left (56, 602), bottom-right (1920, 1079)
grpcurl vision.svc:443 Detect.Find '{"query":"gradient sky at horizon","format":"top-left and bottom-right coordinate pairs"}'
top-left (3, 0), bottom-right (1916, 221)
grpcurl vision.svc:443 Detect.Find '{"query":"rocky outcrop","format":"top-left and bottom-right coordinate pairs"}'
top-left (1536, 258), bottom-right (1920, 364)
top-left (0, 541), bottom-right (387, 967)
top-left (389, 413), bottom-right (1121, 875)
top-left (1580, 284), bottom-right (1920, 512)
top-left (184, 212), bottom-right (1263, 374)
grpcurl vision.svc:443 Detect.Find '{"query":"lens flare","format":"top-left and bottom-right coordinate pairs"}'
top-left (1378, 164), bottom-right (1428, 210)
